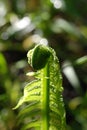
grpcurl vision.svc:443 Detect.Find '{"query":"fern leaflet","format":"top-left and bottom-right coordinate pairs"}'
top-left (14, 44), bottom-right (66, 130)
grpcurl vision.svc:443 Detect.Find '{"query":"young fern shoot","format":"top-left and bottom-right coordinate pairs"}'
top-left (14, 44), bottom-right (66, 130)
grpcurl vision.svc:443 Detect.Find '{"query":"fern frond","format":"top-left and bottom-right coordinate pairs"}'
top-left (14, 44), bottom-right (66, 130)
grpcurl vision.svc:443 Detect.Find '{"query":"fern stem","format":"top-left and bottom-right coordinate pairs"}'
top-left (41, 63), bottom-right (49, 130)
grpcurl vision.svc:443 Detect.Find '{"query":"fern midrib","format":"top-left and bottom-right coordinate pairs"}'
top-left (41, 62), bottom-right (49, 130)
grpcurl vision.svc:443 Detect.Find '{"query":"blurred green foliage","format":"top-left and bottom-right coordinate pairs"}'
top-left (0, 0), bottom-right (87, 130)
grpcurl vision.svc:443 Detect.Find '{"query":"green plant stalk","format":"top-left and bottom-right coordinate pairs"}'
top-left (41, 63), bottom-right (49, 130)
top-left (14, 44), bottom-right (66, 130)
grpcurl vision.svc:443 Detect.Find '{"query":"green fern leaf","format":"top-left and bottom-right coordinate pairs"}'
top-left (14, 44), bottom-right (66, 130)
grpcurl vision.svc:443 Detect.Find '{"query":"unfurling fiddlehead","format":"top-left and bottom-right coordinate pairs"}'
top-left (14, 44), bottom-right (66, 130)
top-left (27, 44), bottom-right (51, 70)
